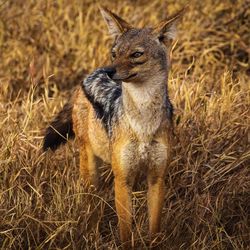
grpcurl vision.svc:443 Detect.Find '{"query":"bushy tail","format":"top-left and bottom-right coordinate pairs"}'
top-left (43, 102), bottom-right (75, 151)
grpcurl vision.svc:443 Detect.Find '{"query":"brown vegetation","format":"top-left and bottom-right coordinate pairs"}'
top-left (0, 0), bottom-right (249, 249)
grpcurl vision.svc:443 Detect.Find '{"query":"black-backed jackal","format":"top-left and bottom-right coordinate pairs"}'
top-left (43, 6), bottom-right (184, 247)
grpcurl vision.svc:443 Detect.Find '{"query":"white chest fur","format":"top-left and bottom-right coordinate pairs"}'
top-left (122, 78), bottom-right (166, 142)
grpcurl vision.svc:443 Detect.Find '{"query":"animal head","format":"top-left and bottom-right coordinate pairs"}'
top-left (100, 6), bottom-right (184, 83)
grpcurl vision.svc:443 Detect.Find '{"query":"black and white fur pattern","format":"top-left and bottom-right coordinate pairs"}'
top-left (81, 67), bottom-right (173, 137)
top-left (81, 68), bottom-right (122, 136)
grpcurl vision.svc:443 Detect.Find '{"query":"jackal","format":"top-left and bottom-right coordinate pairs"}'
top-left (43, 6), bottom-right (184, 246)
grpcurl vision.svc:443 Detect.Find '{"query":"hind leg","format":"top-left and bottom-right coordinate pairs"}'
top-left (79, 143), bottom-right (99, 187)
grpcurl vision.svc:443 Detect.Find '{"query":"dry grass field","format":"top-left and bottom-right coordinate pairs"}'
top-left (0, 0), bottom-right (249, 249)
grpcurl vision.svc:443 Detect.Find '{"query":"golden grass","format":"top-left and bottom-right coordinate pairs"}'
top-left (0, 0), bottom-right (249, 249)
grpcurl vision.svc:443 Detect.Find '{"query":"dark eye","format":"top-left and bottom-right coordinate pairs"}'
top-left (131, 52), bottom-right (143, 58)
top-left (111, 51), bottom-right (116, 59)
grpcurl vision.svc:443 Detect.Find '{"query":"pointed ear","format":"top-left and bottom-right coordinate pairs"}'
top-left (153, 7), bottom-right (186, 46)
top-left (99, 6), bottom-right (132, 38)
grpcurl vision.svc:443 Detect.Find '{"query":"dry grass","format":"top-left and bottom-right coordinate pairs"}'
top-left (0, 0), bottom-right (249, 249)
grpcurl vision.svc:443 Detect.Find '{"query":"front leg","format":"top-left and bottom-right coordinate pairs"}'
top-left (147, 139), bottom-right (171, 238)
top-left (112, 141), bottom-right (138, 247)
top-left (147, 172), bottom-right (165, 236)
top-left (114, 175), bottom-right (133, 246)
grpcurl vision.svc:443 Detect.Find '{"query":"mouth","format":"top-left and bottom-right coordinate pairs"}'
top-left (112, 73), bottom-right (137, 81)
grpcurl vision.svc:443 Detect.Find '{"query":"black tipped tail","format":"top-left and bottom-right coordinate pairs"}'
top-left (43, 102), bottom-right (75, 151)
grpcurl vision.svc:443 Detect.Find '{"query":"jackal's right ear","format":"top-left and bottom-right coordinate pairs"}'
top-left (100, 6), bottom-right (132, 38)
top-left (153, 7), bottom-right (186, 46)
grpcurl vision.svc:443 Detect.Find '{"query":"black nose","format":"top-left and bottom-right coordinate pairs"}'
top-left (103, 67), bottom-right (116, 79)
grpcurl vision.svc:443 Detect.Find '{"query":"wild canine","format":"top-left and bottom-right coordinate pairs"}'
top-left (43, 6), bottom-right (183, 246)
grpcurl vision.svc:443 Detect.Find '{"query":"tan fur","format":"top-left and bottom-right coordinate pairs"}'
top-left (72, 84), bottom-right (173, 244)
top-left (70, 6), bottom-right (183, 247)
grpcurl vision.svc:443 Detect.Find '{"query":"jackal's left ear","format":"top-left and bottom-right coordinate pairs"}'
top-left (153, 8), bottom-right (185, 46)
top-left (100, 6), bottom-right (132, 38)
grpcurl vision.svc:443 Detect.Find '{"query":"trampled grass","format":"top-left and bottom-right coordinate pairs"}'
top-left (0, 0), bottom-right (249, 249)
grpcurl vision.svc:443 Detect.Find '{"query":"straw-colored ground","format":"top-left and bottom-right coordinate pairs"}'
top-left (0, 0), bottom-right (249, 249)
